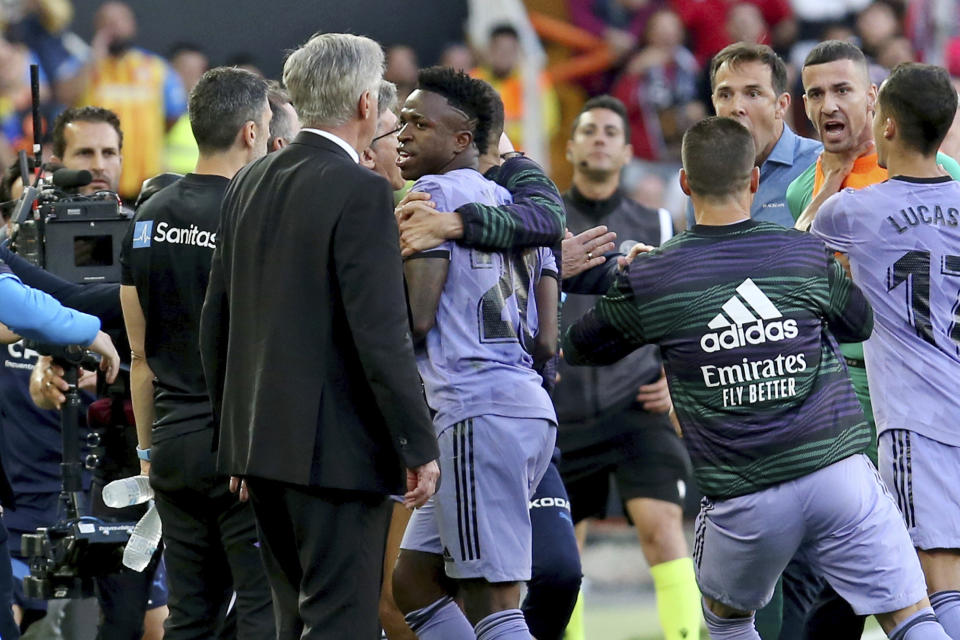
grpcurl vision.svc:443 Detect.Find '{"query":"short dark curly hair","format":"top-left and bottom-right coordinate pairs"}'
top-left (416, 66), bottom-right (494, 154)
top-left (52, 106), bottom-right (123, 158)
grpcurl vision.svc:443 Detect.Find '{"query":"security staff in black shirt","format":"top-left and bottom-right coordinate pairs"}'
top-left (119, 67), bottom-right (275, 639)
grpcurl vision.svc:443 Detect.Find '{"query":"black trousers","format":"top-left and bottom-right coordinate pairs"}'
top-left (524, 460), bottom-right (582, 640)
top-left (151, 428), bottom-right (274, 640)
top-left (780, 559), bottom-right (864, 640)
top-left (245, 478), bottom-right (392, 640)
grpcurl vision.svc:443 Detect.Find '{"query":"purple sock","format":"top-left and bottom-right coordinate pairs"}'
top-left (702, 602), bottom-right (760, 640)
top-left (404, 596), bottom-right (474, 640)
top-left (931, 592), bottom-right (960, 640)
top-left (474, 609), bottom-right (529, 640)
top-left (889, 606), bottom-right (951, 640)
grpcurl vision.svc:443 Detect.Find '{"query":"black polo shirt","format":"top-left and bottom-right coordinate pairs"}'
top-left (120, 173), bottom-right (227, 441)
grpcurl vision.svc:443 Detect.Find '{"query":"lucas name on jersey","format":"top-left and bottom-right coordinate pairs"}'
top-left (887, 204), bottom-right (960, 234)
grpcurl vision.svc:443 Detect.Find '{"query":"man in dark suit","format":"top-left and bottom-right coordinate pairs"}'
top-left (199, 33), bottom-right (440, 640)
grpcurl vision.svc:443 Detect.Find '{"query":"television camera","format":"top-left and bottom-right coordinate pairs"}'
top-left (18, 342), bottom-right (135, 599)
top-left (8, 160), bottom-right (130, 284)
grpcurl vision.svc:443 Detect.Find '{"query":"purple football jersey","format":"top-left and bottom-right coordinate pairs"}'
top-left (813, 176), bottom-right (960, 446)
top-left (410, 168), bottom-right (558, 430)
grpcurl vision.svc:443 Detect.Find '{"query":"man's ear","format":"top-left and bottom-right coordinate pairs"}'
top-left (679, 168), bottom-right (691, 196)
top-left (775, 92), bottom-right (790, 120)
top-left (454, 129), bottom-right (473, 154)
top-left (359, 90), bottom-right (374, 121)
top-left (750, 165), bottom-right (760, 193)
top-left (883, 116), bottom-right (896, 142)
top-left (240, 120), bottom-right (257, 149)
top-left (802, 92), bottom-right (813, 125)
top-left (867, 84), bottom-right (878, 114)
top-left (359, 147), bottom-right (376, 170)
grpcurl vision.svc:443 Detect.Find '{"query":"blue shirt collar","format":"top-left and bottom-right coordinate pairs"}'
top-left (764, 123), bottom-right (798, 168)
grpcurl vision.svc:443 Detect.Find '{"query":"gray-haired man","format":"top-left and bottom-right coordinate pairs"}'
top-left (199, 33), bottom-right (440, 640)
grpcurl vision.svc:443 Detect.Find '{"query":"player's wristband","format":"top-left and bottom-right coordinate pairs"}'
top-left (136, 446), bottom-right (151, 462)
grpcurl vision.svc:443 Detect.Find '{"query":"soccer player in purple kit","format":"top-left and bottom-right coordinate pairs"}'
top-left (812, 62), bottom-right (960, 638)
top-left (390, 67), bottom-right (558, 640)
top-left (562, 115), bottom-right (951, 640)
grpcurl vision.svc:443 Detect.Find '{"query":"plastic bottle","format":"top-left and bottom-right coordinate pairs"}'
top-left (122, 502), bottom-right (161, 572)
top-left (102, 475), bottom-right (153, 508)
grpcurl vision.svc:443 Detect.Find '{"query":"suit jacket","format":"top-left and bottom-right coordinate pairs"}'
top-left (199, 131), bottom-right (438, 494)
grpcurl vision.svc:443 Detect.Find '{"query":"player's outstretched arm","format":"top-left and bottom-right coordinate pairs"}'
top-left (561, 271), bottom-right (647, 366)
top-left (795, 140), bottom-right (874, 231)
top-left (823, 256), bottom-right (873, 343)
top-left (0, 273), bottom-right (100, 347)
top-left (456, 155), bottom-right (566, 251)
top-left (395, 156), bottom-right (566, 256)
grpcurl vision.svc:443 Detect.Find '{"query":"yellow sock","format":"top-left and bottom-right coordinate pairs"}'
top-left (650, 557), bottom-right (702, 640)
top-left (563, 589), bottom-right (585, 640)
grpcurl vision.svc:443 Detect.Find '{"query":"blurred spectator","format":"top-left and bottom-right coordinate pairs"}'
top-left (941, 76), bottom-right (960, 161)
top-left (471, 24), bottom-right (561, 150)
top-left (567, 0), bottom-right (666, 61)
top-left (875, 35), bottom-right (916, 70)
top-left (726, 3), bottom-right (768, 44)
top-left (905, 0), bottom-right (958, 65)
top-left (6, 0), bottom-right (87, 106)
top-left (169, 43), bottom-right (208, 94)
top-left (788, 0), bottom-right (872, 42)
top-left (629, 171), bottom-right (667, 209)
top-left (164, 43), bottom-right (208, 174)
top-left (855, 1), bottom-right (901, 58)
top-left (822, 23), bottom-right (857, 42)
top-left (611, 9), bottom-right (704, 160)
top-left (384, 45), bottom-right (418, 105)
top-left (74, 1), bottom-right (186, 201)
top-left (0, 35), bottom-right (54, 169)
top-left (438, 42), bottom-right (475, 73)
top-left (224, 52), bottom-right (263, 76)
top-left (949, 37), bottom-right (960, 77)
top-left (671, 0), bottom-right (793, 66)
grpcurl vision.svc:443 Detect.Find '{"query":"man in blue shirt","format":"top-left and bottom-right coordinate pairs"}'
top-left (685, 42), bottom-right (822, 229)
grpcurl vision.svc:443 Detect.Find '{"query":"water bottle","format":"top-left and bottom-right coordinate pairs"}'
top-left (102, 475), bottom-right (154, 508)
top-left (122, 502), bottom-right (162, 572)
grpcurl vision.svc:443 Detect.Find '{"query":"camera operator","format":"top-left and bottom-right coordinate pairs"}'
top-left (22, 107), bottom-right (168, 639)
top-left (120, 67), bottom-right (274, 639)
top-left (0, 158), bottom-right (118, 639)
top-left (0, 259), bottom-right (119, 640)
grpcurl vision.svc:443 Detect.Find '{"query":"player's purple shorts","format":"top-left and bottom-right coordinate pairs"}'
top-left (693, 454), bottom-right (926, 614)
top-left (400, 415), bottom-right (555, 583)
top-left (879, 429), bottom-right (960, 550)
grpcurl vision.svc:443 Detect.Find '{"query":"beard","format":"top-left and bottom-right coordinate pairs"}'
top-left (108, 38), bottom-right (133, 56)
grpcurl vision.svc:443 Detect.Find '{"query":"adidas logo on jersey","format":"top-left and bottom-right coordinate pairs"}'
top-left (700, 279), bottom-right (797, 353)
